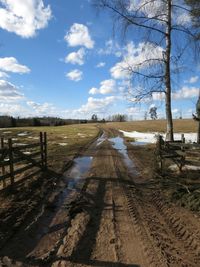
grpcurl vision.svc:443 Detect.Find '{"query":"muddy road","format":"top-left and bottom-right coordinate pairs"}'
top-left (1, 128), bottom-right (200, 267)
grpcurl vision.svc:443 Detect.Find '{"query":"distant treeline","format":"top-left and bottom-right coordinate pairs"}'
top-left (0, 114), bottom-right (130, 128)
top-left (0, 116), bottom-right (90, 128)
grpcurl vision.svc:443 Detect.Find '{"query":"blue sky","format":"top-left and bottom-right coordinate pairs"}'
top-left (0, 0), bottom-right (199, 120)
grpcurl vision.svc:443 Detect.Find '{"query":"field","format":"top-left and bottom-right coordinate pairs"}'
top-left (0, 120), bottom-right (200, 267)
top-left (106, 119), bottom-right (197, 133)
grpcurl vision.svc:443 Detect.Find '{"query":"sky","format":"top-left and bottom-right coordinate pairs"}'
top-left (0, 0), bottom-right (200, 120)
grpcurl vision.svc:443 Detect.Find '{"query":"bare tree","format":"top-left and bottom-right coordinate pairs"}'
top-left (93, 0), bottom-right (200, 141)
top-left (149, 106), bottom-right (158, 120)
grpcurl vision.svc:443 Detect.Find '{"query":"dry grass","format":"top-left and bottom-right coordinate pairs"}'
top-left (106, 119), bottom-right (197, 133)
top-left (0, 124), bottom-right (99, 172)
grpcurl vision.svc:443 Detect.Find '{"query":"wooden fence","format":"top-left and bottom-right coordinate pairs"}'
top-left (0, 132), bottom-right (47, 189)
top-left (156, 134), bottom-right (200, 172)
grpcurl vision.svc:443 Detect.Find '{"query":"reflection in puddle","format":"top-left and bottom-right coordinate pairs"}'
top-left (131, 141), bottom-right (147, 146)
top-left (64, 156), bottom-right (93, 190)
top-left (96, 132), bottom-right (106, 146)
top-left (109, 136), bottom-right (138, 176)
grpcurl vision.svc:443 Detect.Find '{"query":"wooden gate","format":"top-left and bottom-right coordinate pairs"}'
top-left (0, 132), bottom-right (47, 189)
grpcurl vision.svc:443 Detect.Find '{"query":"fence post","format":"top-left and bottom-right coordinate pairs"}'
top-left (157, 135), bottom-right (163, 150)
top-left (8, 138), bottom-right (14, 187)
top-left (1, 137), bottom-right (6, 188)
top-left (44, 132), bottom-right (47, 170)
top-left (181, 134), bottom-right (185, 143)
top-left (40, 132), bottom-right (44, 170)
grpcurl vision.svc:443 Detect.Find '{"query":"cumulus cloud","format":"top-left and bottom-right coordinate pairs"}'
top-left (27, 101), bottom-right (57, 116)
top-left (0, 57), bottom-right (30, 73)
top-left (75, 96), bottom-right (119, 115)
top-left (110, 42), bottom-right (164, 79)
top-left (0, 0), bottom-right (52, 38)
top-left (0, 103), bottom-right (27, 116)
top-left (152, 92), bottom-right (165, 101)
top-left (96, 62), bottom-right (105, 68)
top-left (172, 108), bottom-right (179, 114)
top-left (98, 39), bottom-right (121, 57)
top-left (0, 79), bottom-right (24, 101)
top-left (188, 76), bottom-right (199, 84)
top-left (129, 0), bottom-right (191, 25)
top-left (0, 71), bottom-right (9, 78)
top-left (66, 69), bottom-right (83, 81)
top-left (65, 48), bottom-right (85, 65)
top-left (129, 0), bottom-right (167, 21)
top-left (172, 86), bottom-right (199, 100)
top-left (65, 23), bottom-right (94, 49)
top-left (89, 79), bottom-right (116, 95)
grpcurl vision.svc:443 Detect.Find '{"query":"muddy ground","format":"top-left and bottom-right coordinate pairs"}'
top-left (1, 126), bottom-right (200, 267)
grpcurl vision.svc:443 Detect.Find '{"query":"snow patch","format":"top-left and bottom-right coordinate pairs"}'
top-left (58, 143), bottom-right (68, 146)
top-left (120, 130), bottom-right (197, 144)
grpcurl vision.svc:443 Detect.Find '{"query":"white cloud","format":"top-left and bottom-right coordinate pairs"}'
top-left (96, 62), bottom-right (105, 68)
top-left (176, 12), bottom-right (191, 25)
top-left (110, 42), bottom-right (164, 79)
top-left (172, 86), bottom-right (200, 100)
top-left (27, 100), bottom-right (57, 115)
top-left (188, 76), bottom-right (199, 84)
top-left (65, 23), bottom-right (94, 49)
top-left (65, 48), bottom-right (85, 65)
top-left (75, 96), bottom-right (119, 115)
top-left (98, 39), bottom-right (121, 57)
top-left (172, 108), bottom-right (179, 114)
top-left (0, 0), bottom-right (52, 38)
top-left (152, 92), bottom-right (165, 101)
top-left (89, 87), bottom-right (99, 95)
top-left (126, 107), bottom-right (140, 114)
top-left (0, 79), bottom-right (24, 102)
top-left (0, 71), bottom-right (9, 78)
top-left (66, 69), bottom-right (83, 81)
top-left (129, 0), bottom-right (167, 21)
top-left (0, 57), bottom-right (30, 73)
top-left (89, 79), bottom-right (116, 95)
top-left (0, 103), bottom-right (27, 116)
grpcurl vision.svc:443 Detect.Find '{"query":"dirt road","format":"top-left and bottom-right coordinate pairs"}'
top-left (1, 127), bottom-right (200, 267)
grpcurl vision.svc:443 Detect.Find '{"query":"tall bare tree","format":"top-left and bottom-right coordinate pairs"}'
top-left (93, 0), bottom-right (200, 141)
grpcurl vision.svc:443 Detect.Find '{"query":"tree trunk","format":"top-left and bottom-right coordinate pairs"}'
top-left (165, 0), bottom-right (174, 141)
top-left (197, 121), bottom-right (200, 144)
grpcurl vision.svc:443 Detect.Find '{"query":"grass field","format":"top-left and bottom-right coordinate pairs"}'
top-left (0, 124), bottom-right (100, 172)
top-left (106, 119), bottom-right (197, 133)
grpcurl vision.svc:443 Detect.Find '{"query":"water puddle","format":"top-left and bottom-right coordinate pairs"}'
top-left (96, 132), bottom-right (106, 146)
top-left (109, 136), bottom-right (138, 176)
top-left (64, 156), bottom-right (93, 190)
top-left (131, 141), bottom-right (147, 146)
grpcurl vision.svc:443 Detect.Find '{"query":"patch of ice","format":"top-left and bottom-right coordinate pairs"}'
top-left (3, 131), bottom-right (12, 134)
top-left (120, 130), bottom-right (197, 144)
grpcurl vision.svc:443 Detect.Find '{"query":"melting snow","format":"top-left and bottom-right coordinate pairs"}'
top-left (120, 130), bottom-right (197, 144)
top-left (58, 143), bottom-right (68, 146)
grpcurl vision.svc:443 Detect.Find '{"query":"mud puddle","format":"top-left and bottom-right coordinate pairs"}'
top-left (109, 136), bottom-right (138, 176)
top-left (64, 156), bottom-right (93, 190)
top-left (0, 153), bottom-right (94, 262)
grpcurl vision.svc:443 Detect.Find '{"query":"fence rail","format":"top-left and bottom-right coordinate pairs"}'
top-left (0, 132), bottom-right (47, 189)
top-left (156, 134), bottom-right (200, 172)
